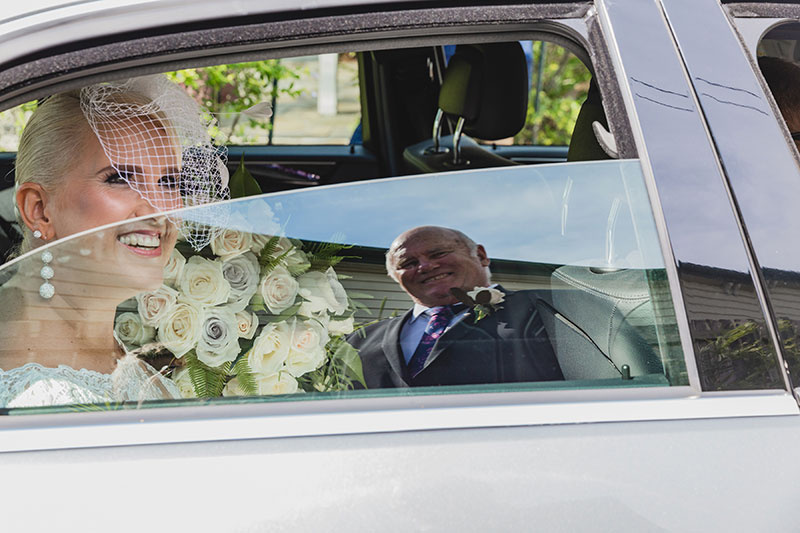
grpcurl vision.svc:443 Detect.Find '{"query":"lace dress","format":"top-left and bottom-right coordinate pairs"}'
top-left (0, 354), bottom-right (181, 408)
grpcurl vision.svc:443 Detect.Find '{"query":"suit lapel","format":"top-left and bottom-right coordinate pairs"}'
top-left (421, 312), bottom-right (474, 371)
top-left (381, 309), bottom-right (413, 384)
top-left (421, 287), bottom-right (510, 372)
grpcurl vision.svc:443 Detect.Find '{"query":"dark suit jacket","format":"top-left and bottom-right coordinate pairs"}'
top-left (348, 288), bottom-right (564, 388)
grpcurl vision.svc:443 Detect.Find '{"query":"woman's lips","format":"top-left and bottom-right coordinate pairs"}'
top-left (117, 230), bottom-right (162, 257)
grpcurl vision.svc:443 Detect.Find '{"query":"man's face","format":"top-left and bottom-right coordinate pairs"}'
top-left (388, 228), bottom-right (491, 307)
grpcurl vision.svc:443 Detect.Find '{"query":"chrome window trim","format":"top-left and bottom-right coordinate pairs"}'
top-left (0, 388), bottom-right (796, 453)
top-left (733, 17), bottom-right (790, 54)
top-left (594, 0), bottom-right (701, 391)
top-left (660, 0), bottom-right (794, 395)
top-left (662, 0), bottom-right (800, 397)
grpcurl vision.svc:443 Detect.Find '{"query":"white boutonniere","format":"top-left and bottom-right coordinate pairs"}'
top-left (450, 286), bottom-right (505, 322)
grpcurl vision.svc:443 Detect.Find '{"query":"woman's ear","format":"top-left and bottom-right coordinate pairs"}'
top-left (16, 182), bottom-right (53, 240)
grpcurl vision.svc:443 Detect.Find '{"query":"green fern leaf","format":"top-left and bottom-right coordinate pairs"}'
top-left (257, 236), bottom-right (281, 269)
top-left (232, 358), bottom-right (258, 395)
top-left (185, 352), bottom-right (208, 397)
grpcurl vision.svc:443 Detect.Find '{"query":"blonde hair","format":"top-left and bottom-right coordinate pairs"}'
top-left (14, 91), bottom-right (91, 255)
top-left (13, 89), bottom-right (171, 256)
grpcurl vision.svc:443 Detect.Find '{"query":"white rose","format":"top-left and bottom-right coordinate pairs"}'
top-left (221, 252), bottom-right (260, 312)
top-left (251, 234), bottom-right (271, 254)
top-left (163, 249), bottom-right (186, 288)
top-left (285, 318), bottom-right (328, 377)
top-left (328, 316), bottom-right (355, 336)
top-left (196, 306), bottom-right (241, 367)
top-left (297, 267), bottom-right (348, 315)
top-left (211, 228), bottom-right (253, 258)
top-left (157, 301), bottom-right (203, 357)
top-left (284, 248), bottom-right (311, 276)
top-left (297, 304), bottom-right (331, 329)
top-left (114, 312), bottom-right (155, 346)
top-left (274, 236), bottom-right (294, 255)
top-left (222, 376), bottom-right (248, 397)
top-left (259, 265), bottom-right (299, 314)
top-left (235, 310), bottom-right (259, 339)
top-left (136, 285), bottom-right (179, 326)
top-left (255, 371), bottom-right (299, 395)
top-left (180, 256), bottom-right (231, 306)
top-left (172, 367), bottom-right (197, 398)
top-left (247, 320), bottom-right (292, 375)
top-left (467, 286), bottom-right (505, 306)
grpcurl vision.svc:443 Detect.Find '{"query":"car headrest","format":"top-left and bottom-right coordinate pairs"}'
top-left (567, 77), bottom-right (612, 161)
top-left (438, 42), bottom-right (529, 140)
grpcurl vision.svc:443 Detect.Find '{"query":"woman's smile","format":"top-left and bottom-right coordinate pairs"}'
top-left (117, 229), bottom-right (164, 257)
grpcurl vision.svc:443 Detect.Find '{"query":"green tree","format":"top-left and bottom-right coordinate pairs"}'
top-left (167, 60), bottom-right (303, 144)
top-left (515, 42), bottom-right (591, 146)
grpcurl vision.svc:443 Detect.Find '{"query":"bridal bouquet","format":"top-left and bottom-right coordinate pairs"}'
top-left (114, 230), bottom-right (366, 398)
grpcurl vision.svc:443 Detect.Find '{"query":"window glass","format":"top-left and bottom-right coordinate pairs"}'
top-left (757, 25), bottom-right (800, 156)
top-left (516, 40), bottom-right (590, 147)
top-left (0, 160), bottom-right (687, 413)
top-left (168, 55), bottom-right (361, 146)
top-left (446, 40), bottom-right (590, 148)
top-left (747, 23), bottom-right (800, 385)
top-left (0, 55), bottom-right (362, 151)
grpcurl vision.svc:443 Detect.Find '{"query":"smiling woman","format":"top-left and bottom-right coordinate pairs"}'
top-left (0, 75), bottom-right (226, 408)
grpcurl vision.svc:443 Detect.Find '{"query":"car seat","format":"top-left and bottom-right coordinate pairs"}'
top-left (566, 77), bottom-right (613, 162)
top-left (403, 42), bottom-right (529, 173)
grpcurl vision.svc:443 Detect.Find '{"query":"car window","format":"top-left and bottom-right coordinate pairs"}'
top-left (449, 40), bottom-right (590, 148)
top-left (0, 158), bottom-right (688, 412)
top-left (732, 21), bottom-right (800, 386)
top-left (167, 55), bottom-right (361, 146)
top-left (0, 24), bottom-right (703, 414)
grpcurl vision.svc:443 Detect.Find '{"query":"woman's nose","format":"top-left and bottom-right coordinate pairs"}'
top-left (133, 194), bottom-right (159, 218)
top-left (134, 185), bottom-right (182, 214)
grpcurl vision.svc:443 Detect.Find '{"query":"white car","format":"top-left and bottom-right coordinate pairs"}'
top-left (2, 0), bottom-right (800, 530)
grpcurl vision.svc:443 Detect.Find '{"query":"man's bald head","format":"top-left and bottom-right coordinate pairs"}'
top-left (385, 226), bottom-right (491, 307)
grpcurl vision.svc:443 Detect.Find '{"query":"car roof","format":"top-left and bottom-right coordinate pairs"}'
top-left (0, 0), bottom-right (438, 66)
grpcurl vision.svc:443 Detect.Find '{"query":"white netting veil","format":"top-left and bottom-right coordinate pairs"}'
top-left (80, 75), bottom-right (229, 250)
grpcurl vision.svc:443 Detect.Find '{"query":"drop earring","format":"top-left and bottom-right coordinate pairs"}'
top-left (39, 251), bottom-right (54, 299)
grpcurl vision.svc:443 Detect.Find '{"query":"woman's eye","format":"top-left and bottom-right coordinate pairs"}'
top-left (104, 172), bottom-right (128, 184)
top-left (160, 175), bottom-right (179, 189)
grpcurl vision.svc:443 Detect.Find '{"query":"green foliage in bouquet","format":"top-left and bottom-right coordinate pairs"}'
top-left (114, 162), bottom-right (369, 399)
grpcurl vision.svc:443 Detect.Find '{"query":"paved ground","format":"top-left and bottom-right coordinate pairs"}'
top-left (271, 54), bottom-right (361, 145)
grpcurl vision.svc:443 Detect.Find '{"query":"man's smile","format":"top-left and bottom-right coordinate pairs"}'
top-left (422, 272), bottom-right (452, 284)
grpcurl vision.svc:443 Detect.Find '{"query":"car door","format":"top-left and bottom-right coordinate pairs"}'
top-left (0, 1), bottom-right (799, 531)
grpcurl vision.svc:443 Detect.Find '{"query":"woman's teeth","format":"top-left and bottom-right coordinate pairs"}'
top-left (118, 233), bottom-right (160, 248)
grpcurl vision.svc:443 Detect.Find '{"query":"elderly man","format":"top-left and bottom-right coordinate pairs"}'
top-left (348, 225), bottom-right (563, 388)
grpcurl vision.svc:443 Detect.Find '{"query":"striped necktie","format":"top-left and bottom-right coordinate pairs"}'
top-left (407, 305), bottom-right (456, 377)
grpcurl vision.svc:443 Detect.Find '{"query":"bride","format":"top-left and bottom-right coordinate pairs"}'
top-left (0, 76), bottom-right (225, 408)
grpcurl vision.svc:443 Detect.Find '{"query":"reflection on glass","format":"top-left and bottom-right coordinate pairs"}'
top-left (0, 161), bottom-right (689, 411)
top-left (0, 220), bottom-right (181, 408)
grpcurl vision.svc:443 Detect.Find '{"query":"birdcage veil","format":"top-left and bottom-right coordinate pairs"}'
top-left (80, 75), bottom-right (229, 250)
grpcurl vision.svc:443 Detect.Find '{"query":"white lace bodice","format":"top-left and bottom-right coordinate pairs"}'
top-left (0, 354), bottom-right (181, 408)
